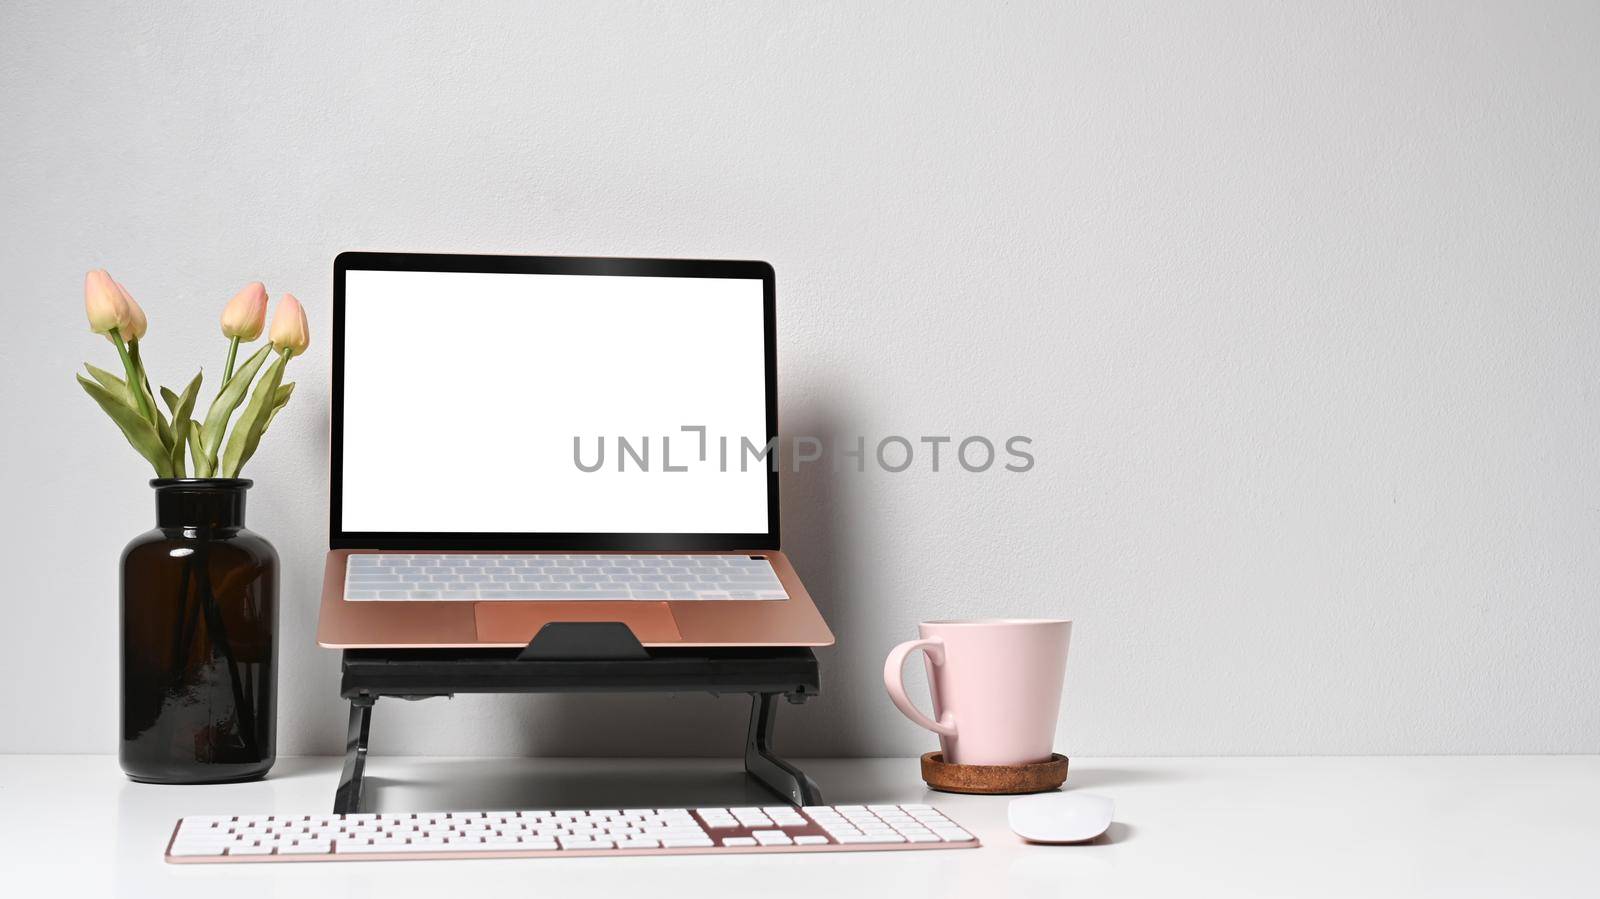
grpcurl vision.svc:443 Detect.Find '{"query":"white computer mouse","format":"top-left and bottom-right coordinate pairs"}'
top-left (1008, 792), bottom-right (1115, 844)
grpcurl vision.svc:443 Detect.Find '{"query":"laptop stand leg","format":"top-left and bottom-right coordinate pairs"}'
top-left (333, 696), bottom-right (375, 815)
top-left (744, 692), bottom-right (822, 807)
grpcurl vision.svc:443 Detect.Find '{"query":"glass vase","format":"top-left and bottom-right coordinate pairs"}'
top-left (120, 478), bottom-right (278, 783)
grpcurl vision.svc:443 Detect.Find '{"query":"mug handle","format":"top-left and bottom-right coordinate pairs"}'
top-left (883, 638), bottom-right (958, 737)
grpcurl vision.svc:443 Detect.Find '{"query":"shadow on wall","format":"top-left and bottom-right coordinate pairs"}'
top-left (769, 410), bottom-right (881, 757)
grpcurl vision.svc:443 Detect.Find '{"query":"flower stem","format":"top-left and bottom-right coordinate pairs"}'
top-left (220, 337), bottom-right (240, 388)
top-left (129, 339), bottom-right (155, 408)
top-left (110, 328), bottom-right (156, 423)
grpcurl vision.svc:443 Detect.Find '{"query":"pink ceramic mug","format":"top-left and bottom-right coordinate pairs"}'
top-left (883, 619), bottom-right (1072, 766)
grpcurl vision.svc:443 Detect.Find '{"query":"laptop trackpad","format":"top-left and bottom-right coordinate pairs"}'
top-left (474, 602), bottom-right (682, 645)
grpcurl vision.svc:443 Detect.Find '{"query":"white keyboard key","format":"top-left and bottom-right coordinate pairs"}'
top-left (662, 837), bottom-right (715, 848)
top-left (837, 833), bottom-right (905, 844)
top-left (229, 843), bottom-right (275, 855)
top-left (750, 830), bottom-right (793, 846)
top-left (720, 837), bottom-right (758, 847)
top-left (173, 840), bottom-right (237, 852)
top-left (794, 835), bottom-right (831, 845)
top-left (175, 827), bottom-right (236, 838)
top-left (169, 844), bottom-right (228, 857)
top-left (336, 841), bottom-right (406, 854)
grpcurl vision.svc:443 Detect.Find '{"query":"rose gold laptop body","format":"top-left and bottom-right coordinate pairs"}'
top-left (316, 549), bottom-right (832, 648)
top-left (315, 253), bottom-right (833, 650)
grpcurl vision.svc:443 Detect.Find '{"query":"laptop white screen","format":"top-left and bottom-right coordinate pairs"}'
top-left (339, 268), bottom-right (771, 535)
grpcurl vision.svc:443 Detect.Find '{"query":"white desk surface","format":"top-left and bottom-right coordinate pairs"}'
top-left (2, 754), bottom-right (1596, 898)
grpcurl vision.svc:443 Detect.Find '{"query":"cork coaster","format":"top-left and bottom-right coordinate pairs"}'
top-left (920, 751), bottom-right (1070, 794)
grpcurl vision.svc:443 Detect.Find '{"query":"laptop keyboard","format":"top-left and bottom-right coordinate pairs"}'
top-left (343, 554), bottom-right (790, 602)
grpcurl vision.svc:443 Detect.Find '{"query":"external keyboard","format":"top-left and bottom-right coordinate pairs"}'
top-left (165, 804), bottom-right (979, 863)
top-left (343, 553), bottom-right (790, 602)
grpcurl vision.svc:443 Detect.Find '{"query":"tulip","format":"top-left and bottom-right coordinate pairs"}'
top-left (269, 293), bottom-right (310, 358)
top-left (218, 281), bottom-right (268, 385)
top-left (84, 269), bottom-right (130, 334)
top-left (117, 281), bottom-right (148, 342)
top-left (220, 282), bottom-right (268, 341)
top-left (83, 269), bottom-right (153, 421)
top-left (115, 280), bottom-right (156, 424)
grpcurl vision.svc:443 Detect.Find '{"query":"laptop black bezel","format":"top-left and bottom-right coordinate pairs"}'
top-left (330, 251), bottom-right (781, 551)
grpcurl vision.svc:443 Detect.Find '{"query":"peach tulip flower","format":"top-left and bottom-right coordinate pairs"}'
top-left (84, 269), bottom-right (130, 334)
top-left (116, 281), bottom-right (148, 341)
top-left (220, 282), bottom-right (268, 340)
top-left (269, 294), bottom-right (311, 358)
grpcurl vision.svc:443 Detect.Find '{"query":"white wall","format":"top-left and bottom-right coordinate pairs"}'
top-left (3, 0), bottom-right (1597, 758)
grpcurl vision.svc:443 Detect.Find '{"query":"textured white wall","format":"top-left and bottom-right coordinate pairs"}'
top-left (3, 1), bottom-right (1598, 758)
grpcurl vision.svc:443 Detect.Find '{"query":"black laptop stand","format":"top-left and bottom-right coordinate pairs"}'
top-left (333, 622), bottom-right (822, 814)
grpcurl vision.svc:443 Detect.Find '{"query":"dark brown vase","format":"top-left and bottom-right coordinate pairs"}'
top-left (121, 478), bottom-right (277, 783)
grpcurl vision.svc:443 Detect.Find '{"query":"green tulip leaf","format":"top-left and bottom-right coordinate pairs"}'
top-left (160, 386), bottom-right (181, 415)
top-left (187, 424), bottom-right (211, 477)
top-left (169, 421), bottom-right (187, 476)
top-left (261, 382), bottom-right (295, 435)
top-left (218, 353), bottom-right (287, 478)
top-left (128, 343), bottom-right (171, 450)
top-left (151, 401), bottom-right (174, 453)
top-left (200, 343), bottom-right (272, 465)
top-left (77, 374), bottom-right (174, 477)
top-left (167, 371), bottom-right (203, 478)
top-left (84, 363), bottom-right (129, 397)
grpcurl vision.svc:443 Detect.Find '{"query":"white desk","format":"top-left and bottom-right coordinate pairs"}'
top-left (3, 755), bottom-right (1596, 898)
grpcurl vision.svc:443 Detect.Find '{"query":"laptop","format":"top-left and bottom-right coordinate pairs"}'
top-left (315, 252), bottom-right (834, 649)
